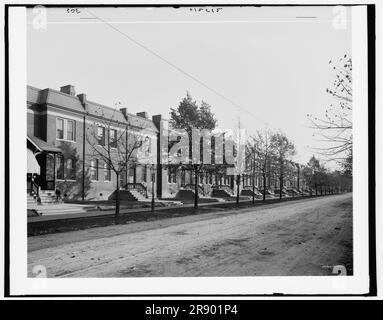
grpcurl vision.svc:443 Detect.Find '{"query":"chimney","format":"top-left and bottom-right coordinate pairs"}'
top-left (120, 108), bottom-right (128, 120)
top-left (136, 111), bottom-right (148, 119)
top-left (77, 93), bottom-right (87, 110)
top-left (152, 114), bottom-right (162, 123)
top-left (60, 85), bottom-right (76, 96)
top-left (152, 114), bottom-right (163, 130)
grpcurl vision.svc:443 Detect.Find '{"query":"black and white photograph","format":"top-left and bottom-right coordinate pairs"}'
top-left (2, 1), bottom-right (380, 299)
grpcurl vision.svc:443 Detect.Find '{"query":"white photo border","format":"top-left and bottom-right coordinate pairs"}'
top-left (7, 3), bottom-right (372, 296)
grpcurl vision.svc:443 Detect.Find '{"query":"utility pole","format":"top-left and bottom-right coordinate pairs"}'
top-left (236, 116), bottom-right (241, 205)
top-left (125, 126), bottom-right (128, 186)
top-left (297, 163), bottom-right (300, 194)
top-left (194, 164), bottom-right (199, 209)
top-left (82, 115), bottom-right (86, 200)
top-left (252, 156), bottom-right (256, 205)
top-left (151, 164), bottom-right (155, 212)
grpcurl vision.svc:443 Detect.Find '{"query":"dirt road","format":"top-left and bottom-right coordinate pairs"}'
top-left (28, 193), bottom-right (353, 277)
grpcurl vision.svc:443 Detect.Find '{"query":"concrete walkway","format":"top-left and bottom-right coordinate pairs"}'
top-left (27, 195), bottom-right (313, 223)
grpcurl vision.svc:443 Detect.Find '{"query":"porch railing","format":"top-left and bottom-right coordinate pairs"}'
top-left (184, 184), bottom-right (205, 196)
top-left (28, 180), bottom-right (40, 197)
top-left (243, 185), bottom-right (262, 195)
top-left (212, 184), bottom-right (234, 195)
top-left (124, 183), bottom-right (148, 198)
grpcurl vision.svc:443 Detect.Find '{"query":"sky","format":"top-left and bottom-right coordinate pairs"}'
top-left (27, 6), bottom-right (352, 168)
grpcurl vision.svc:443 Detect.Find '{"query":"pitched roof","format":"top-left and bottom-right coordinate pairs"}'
top-left (27, 85), bottom-right (159, 132)
top-left (27, 135), bottom-right (61, 153)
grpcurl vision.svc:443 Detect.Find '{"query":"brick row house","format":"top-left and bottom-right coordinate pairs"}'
top-left (27, 84), bottom-right (310, 203)
top-left (27, 84), bottom-right (161, 201)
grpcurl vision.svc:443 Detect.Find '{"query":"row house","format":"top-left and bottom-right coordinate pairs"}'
top-left (27, 84), bottom-right (160, 200)
top-left (27, 84), bottom-right (310, 202)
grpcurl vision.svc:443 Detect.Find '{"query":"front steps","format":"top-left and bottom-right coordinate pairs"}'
top-left (28, 190), bottom-right (60, 205)
top-left (108, 190), bottom-right (137, 201)
top-left (28, 192), bottom-right (94, 216)
top-left (240, 189), bottom-right (263, 198)
top-left (108, 189), bottom-right (147, 201)
top-left (27, 194), bottom-right (37, 206)
top-left (129, 190), bottom-right (148, 201)
top-left (211, 189), bottom-right (232, 198)
top-left (28, 203), bottom-right (95, 216)
top-left (175, 189), bottom-right (197, 200)
top-left (27, 190), bottom-right (64, 216)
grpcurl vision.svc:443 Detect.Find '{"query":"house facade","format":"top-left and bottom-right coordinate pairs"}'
top-left (27, 84), bottom-right (309, 202)
top-left (27, 84), bottom-right (161, 200)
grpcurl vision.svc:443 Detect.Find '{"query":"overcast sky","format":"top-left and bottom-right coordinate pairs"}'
top-left (27, 6), bottom-right (352, 168)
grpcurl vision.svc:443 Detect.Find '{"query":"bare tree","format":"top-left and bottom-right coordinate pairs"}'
top-left (85, 107), bottom-right (146, 216)
top-left (55, 141), bottom-right (92, 200)
top-left (245, 140), bottom-right (259, 204)
top-left (271, 131), bottom-right (296, 200)
top-left (249, 130), bottom-right (275, 202)
top-left (308, 55), bottom-right (352, 165)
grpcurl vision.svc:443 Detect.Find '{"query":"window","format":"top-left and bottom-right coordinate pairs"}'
top-left (181, 169), bottom-right (185, 186)
top-left (56, 155), bottom-right (64, 180)
top-left (56, 119), bottom-right (64, 139)
top-left (168, 167), bottom-right (177, 183)
top-left (146, 137), bottom-right (151, 154)
top-left (110, 129), bottom-right (117, 148)
top-left (142, 165), bottom-right (147, 183)
top-left (104, 163), bottom-right (111, 181)
top-left (90, 159), bottom-right (99, 181)
top-left (65, 157), bottom-right (76, 180)
top-left (67, 120), bottom-right (75, 141)
top-left (56, 117), bottom-right (76, 142)
top-left (172, 167), bottom-right (177, 183)
top-left (97, 126), bottom-right (105, 146)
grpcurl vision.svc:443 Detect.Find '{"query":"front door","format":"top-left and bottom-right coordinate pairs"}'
top-left (37, 153), bottom-right (56, 190)
top-left (45, 153), bottom-right (56, 190)
top-left (128, 166), bottom-right (135, 183)
top-left (120, 168), bottom-right (127, 188)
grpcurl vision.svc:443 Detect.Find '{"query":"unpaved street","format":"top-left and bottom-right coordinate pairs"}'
top-left (28, 194), bottom-right (353, 277)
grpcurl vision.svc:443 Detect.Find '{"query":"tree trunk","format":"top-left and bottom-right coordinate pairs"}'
top-left (263, 174), bottom-right (266, 202)
top-left (279, 176), bottom-right (283, 200)
top-left (236, 174), bottom-right (240, 205)
top-left (297, 166), bottom-right (300, 193)
top-left (252, 172), bottom-right (255, 205)
top-left (194, 165), bottom-right (198, 209)
top-left (115, 173), bottom-right (120, 216)
top-left (151, 169), bottom-right (155, 212)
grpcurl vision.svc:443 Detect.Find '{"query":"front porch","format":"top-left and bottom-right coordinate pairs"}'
top-left (27, 135), bottom-right (62, 205)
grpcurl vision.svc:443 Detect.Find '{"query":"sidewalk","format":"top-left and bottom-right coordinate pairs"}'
top-left (27, 198), bottom-right (242, 223)
top-left (27, 195), bottom-right (315, 223)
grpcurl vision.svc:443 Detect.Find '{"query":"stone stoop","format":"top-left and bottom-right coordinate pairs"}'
top-left (28, 203), bottom-right (95, 216)
top-left (129, 190), bottom-right (148, 201)
top-left (211, 189), bottom-right (232, 198)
